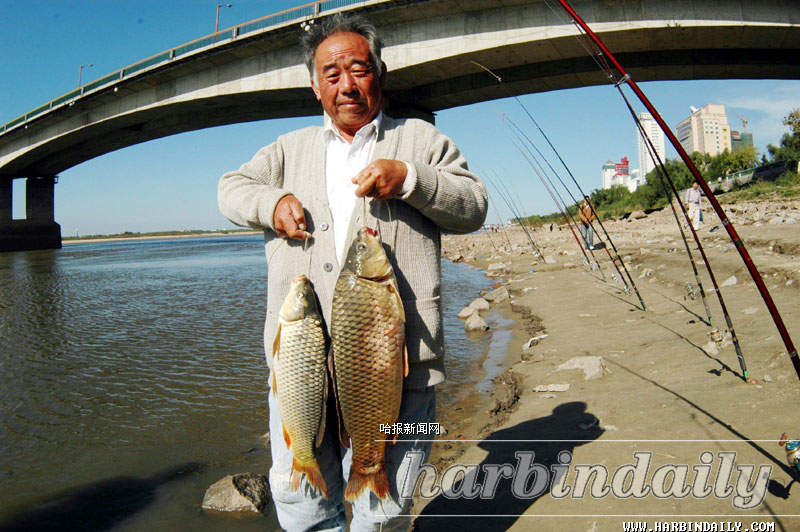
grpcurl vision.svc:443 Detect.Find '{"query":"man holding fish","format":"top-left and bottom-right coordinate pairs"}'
top-left (218, 12), bottom-right (487, 531)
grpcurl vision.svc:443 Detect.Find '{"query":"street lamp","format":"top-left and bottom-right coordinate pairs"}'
top-left (215, 3), bottom-right (232, 34)
top-left (78, 63), bottom-right (93, 87)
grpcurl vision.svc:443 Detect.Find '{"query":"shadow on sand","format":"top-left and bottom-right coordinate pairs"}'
top-left (0, 462), bottom-right (204, 532)
top-left (415, 402), bottom-right (602, 531)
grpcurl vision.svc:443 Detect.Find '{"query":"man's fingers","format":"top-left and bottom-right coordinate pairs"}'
top-left (288, 201), bottom-right (307, 232)
top-left (354, 172), bottom-right (378, 198)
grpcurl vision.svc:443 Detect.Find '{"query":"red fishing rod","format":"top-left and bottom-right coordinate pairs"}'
top-left (555, 0), bottom-right (797, 380)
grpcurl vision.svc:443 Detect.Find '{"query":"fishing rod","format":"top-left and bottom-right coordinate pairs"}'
top-left (510, 138), bottom-right (604, 279)
top-left (550, 0), bottom-right (784, 378)
top-left (503, 119), bottom-right (610, 281)
top-left (471, 61), bottom-right (647, 310)
top-left (488, 170), bottom-right (543, 257)
top-left (627, 99), bottom-right (714, 326)
top-left (503, 115), bottom-right (643, 295)
top-left (488, 195), bottom-right (514, 251)
top-left (618, 90), bottom-right (748, 378)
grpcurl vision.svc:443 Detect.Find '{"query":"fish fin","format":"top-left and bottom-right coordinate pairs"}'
top-left (328, 346), bottom-right (350, 449)
top-left (316, 370), bottom-right (328, 448)
top-left (388, 280), bottom-right (405, 322)
top-left (403, 343), bottom-right (409, 378)
top-left (291, 458), bottom-right (329, 499)
top-left (282, 423), bottom-right (292, 448)
top-left (272, 323), bottom-right (281, 359)
top-left (270, 323), bottom-right (281, 396)
top-left (345, 465), bottom-right (390, 502)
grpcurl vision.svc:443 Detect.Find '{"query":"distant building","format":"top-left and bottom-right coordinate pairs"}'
top-left (636, 112), bottom-right (665, 183)
top-left (602, 157), bottom-right (631, 190)
top-left (676, 104), bottom-right (732, 156)
top-left (731, 130), bottom-right (754, 152)
top-left (629, 169), bottom-right (641, 192)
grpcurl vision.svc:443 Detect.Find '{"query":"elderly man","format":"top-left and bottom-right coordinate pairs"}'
top-left (218, 12), bottom-right (487, 531)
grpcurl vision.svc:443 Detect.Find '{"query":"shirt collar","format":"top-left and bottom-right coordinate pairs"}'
top-left (323, 111), bottom-right (383, 143)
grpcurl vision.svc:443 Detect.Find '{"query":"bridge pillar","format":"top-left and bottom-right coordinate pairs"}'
top-left (385, 100), bottom-right (436, 125)
top-left (0, 176), bottom-right (62, 252)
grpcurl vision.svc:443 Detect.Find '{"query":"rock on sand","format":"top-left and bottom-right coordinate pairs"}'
top-left (202, 473), bottom-right (270, 513)
top-left (556, 356), bottom-right (607, 380)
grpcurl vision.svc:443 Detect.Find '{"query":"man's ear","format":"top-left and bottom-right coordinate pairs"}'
top-left (379, 61), bottom-right (387, 88)
top-left (311, 78), bottom-right (321, 101)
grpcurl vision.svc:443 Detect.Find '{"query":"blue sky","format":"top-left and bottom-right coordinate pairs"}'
top-left (2, 1), bottom-right (798, 235)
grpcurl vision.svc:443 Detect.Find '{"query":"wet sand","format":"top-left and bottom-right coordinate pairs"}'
top-left (414, 199), bottom-right (800, 531)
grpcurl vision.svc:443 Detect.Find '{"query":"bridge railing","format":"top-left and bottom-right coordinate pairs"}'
top-left (1, 0), bottom-right (377, 135)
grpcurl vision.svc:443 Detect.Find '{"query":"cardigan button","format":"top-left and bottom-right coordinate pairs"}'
top-left (323, 262), bottom-right (333, 272)
top-left (320, 222), bottom-right (329, 231)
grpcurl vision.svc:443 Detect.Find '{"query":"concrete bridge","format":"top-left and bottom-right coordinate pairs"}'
top-left (1, 0), bottom-right (798, 250)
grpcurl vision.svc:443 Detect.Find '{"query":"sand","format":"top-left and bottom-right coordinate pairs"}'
top-left (412, 198), bottom-right (800, 532)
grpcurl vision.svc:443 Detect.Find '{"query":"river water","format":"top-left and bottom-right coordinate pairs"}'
top-left (0, 234), bottom-right (502, 531)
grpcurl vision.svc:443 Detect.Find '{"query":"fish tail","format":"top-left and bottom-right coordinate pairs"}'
top-left (291, 458), bottom-right (329, 499)
top-left (344, 465), bottom-right (390, 501)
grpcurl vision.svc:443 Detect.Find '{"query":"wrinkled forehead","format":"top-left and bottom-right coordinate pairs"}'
top-left (315, 31), bottom-right (372, 68)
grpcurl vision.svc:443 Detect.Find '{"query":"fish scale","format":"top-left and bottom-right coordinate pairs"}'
top-left (272, 275), bottom-right (329, 498)
top-left (331, 227), bottom-right (407, 502)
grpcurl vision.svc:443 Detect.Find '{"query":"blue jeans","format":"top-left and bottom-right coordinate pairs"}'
top-left (268, 383), bottom-right (436, 531)
top-left (580, 223), bottom-right (594, 249)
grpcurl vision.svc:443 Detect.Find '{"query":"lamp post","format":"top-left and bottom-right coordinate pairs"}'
top-left (215, 3), bottom-right (232, 34)
top-left (78, 64), bottom-right (93, 88)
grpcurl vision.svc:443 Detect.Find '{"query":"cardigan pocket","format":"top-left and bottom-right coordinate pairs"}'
top-left (402, 296), bottom-right (443, 364)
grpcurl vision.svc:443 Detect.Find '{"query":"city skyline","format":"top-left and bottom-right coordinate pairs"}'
top-left (2, 2), bottom-right (799, 233)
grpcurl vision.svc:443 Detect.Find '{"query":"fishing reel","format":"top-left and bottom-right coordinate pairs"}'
top-left (708, 328), bottom-right (725, 348)
top-left (611, 273), bottom-right (619, 284)
top-left (779, 433), bottom-right (800, 477)
top-left (590, 261), bottom-right (597, 271)
top-left (623, 285), bottom-right (632, 297)
top-left (686, 282), bottom-right (696, 301)
top-left (582, 257), bottom-right (589, 267)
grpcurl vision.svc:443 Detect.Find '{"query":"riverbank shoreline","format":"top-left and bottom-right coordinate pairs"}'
top-left (414, 198), bottom-right (800, 530)
top-left (62, 230), bottom-right (261, 245)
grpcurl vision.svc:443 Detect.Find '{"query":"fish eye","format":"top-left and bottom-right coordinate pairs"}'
top-left (357, 243), bottom-right (367, 252)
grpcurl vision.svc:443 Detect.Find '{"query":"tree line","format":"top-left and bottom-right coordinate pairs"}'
top-left (522, 109), bottom-right (800, 225)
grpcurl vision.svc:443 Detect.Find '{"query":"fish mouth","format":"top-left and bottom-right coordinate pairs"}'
top-left (292, 274), bottom-right (309, 283)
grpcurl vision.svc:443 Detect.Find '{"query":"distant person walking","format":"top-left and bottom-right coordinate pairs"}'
top-left (685, 182), bottom-right (702, 230)
top-left (578, 196), bottom-right (595, 250)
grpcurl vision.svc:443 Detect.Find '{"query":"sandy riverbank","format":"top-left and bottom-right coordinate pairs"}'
top-left (413, 198), bottom-right (800, 531)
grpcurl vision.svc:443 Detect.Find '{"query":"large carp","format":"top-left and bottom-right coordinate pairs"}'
top-left (271, 274), bottom-right (328, 498)
top-left (331, 227), bottom-right (408, 501)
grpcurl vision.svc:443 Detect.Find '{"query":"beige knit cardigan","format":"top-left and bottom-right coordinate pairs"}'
top-left (218, 116), bottom-right (488, 389)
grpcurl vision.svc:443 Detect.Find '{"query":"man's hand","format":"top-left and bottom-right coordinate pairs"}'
top-left (352, 159), bottom-right (407, 200)
top-left (274, 195), bottom-right (310, 241)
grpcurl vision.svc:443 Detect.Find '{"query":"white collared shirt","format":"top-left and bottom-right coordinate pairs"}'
top-left (323, 111), bottom-right (416, 264)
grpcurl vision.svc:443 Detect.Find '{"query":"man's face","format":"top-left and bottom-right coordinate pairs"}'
top-left (311, 31), bottom-right (386, 139)
top-left (692, 183), bottom-right (699, 190)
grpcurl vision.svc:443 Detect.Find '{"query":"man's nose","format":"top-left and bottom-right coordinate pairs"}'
top-left (340, 71), bottom-right (357, 92)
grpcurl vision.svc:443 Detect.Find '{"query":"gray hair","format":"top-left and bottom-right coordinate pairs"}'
top-left (301, 13), bottom-right (383, 82)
